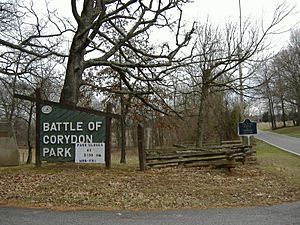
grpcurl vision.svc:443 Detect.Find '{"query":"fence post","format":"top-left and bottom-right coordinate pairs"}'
top-left (137, 124), bottom-right (146, 171)
top-left (105, 103), bottom-right (112, 169)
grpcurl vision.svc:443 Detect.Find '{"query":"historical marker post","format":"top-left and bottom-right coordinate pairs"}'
top-left (238, 118), bottom-right (257, 146)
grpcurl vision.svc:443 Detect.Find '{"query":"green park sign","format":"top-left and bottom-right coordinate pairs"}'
top-left (40, 103), bottom-right (106, 163)
top-left (14, 90), bottom-right (118, 168)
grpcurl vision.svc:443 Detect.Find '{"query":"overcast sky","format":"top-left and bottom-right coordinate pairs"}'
top-left (49, 0), bottom-right (299, 51)
top-left (183, 0), bottom-right (299, 21)
top-left (183, 0), bottom-right (299, 48)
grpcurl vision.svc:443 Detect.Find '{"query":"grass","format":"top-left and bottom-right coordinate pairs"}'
top-left (255, 139), bottom-right (300, 186)
top-left (258, 122), bottom-right (300, 138)
top-left (0, 141), bottom-right (299, 211)
top-left (272, 126), bottom-right (300, 138)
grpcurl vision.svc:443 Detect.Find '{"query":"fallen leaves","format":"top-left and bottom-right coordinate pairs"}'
top-left (0, 164), bottom-right (299, 210)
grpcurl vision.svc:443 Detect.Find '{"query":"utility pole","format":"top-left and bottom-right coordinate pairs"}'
top-left (238, 0), bottom-right (244, 119)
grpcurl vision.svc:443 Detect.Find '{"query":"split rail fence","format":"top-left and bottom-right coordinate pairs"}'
top-left (137, 125), bottom-right (256, 171)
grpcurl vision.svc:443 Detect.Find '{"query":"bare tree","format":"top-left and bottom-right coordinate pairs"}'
top-left (269, 29), bottom-right (300, 125)
top-left (186, 3), bottom-right (294, 146)
top-left (59, 0), bottom-right (194, 108)
top-left (0, 0), bottom-right (70, 58)
top-left (0, 0), bottom-right (69, 117)
top-left (256, 63), bottom-right (277, 129)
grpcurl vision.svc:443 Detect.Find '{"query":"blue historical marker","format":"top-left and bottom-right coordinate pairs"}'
top-left (238, 119), bottom-right (257, 146)
top-left (238, 119), bottom-right (257, 136)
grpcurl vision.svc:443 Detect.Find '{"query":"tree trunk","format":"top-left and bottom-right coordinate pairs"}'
top-left (266, 81), bottom-right (276, 129)
top-left (59, 2), bottom-right (93, 106)
top-left (60, 44), bottom-right (85, 105)
top-left (196, 70), bottom-right (210, 147)
top-left (9, 55), bottom-right (21, 121)
top-left (26, 104), bottom-right (34, 164)
top-left (268, 96), bottom-right (276, 129)
top-left (196, 92), bottom-right (206, 147)
top-left (297, 95), bottom-right (300, 126)
top-left (120, 93), bottom-right (126, 163)
top-left (281, 96), bottom-right (286, 127)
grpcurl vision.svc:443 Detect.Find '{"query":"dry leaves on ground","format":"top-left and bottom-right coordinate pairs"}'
top-left (0, 164), bottom-right (299, 210)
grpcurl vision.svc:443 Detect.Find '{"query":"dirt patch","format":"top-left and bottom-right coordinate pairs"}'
top-left (0, 162), bottom-right (299, 211)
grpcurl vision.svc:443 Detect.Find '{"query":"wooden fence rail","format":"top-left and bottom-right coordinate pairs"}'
top-left (145, 146), bottom-right (255, 169)
top-left (137, 125), bottom-right (256, 171)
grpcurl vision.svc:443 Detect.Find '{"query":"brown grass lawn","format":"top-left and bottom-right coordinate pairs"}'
top-left (0, 141), bottom-right (299, 211)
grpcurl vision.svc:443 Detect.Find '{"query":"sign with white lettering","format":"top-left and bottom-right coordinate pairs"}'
top-left (40, 103), bottom-right (106, 162)
top-left (75, 143), bottom-right (105, 163)
top-left (238, 119), bottom-right (257, 136)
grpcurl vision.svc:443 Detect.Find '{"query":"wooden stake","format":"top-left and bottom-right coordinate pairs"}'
top-left (137, 124), bottom-right (146, 171)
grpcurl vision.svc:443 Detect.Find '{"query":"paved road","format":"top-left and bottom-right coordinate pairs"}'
top-left (1, 202), bottom-right (300, 225)
top-left (256, 130), bottom-right (300, 156)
